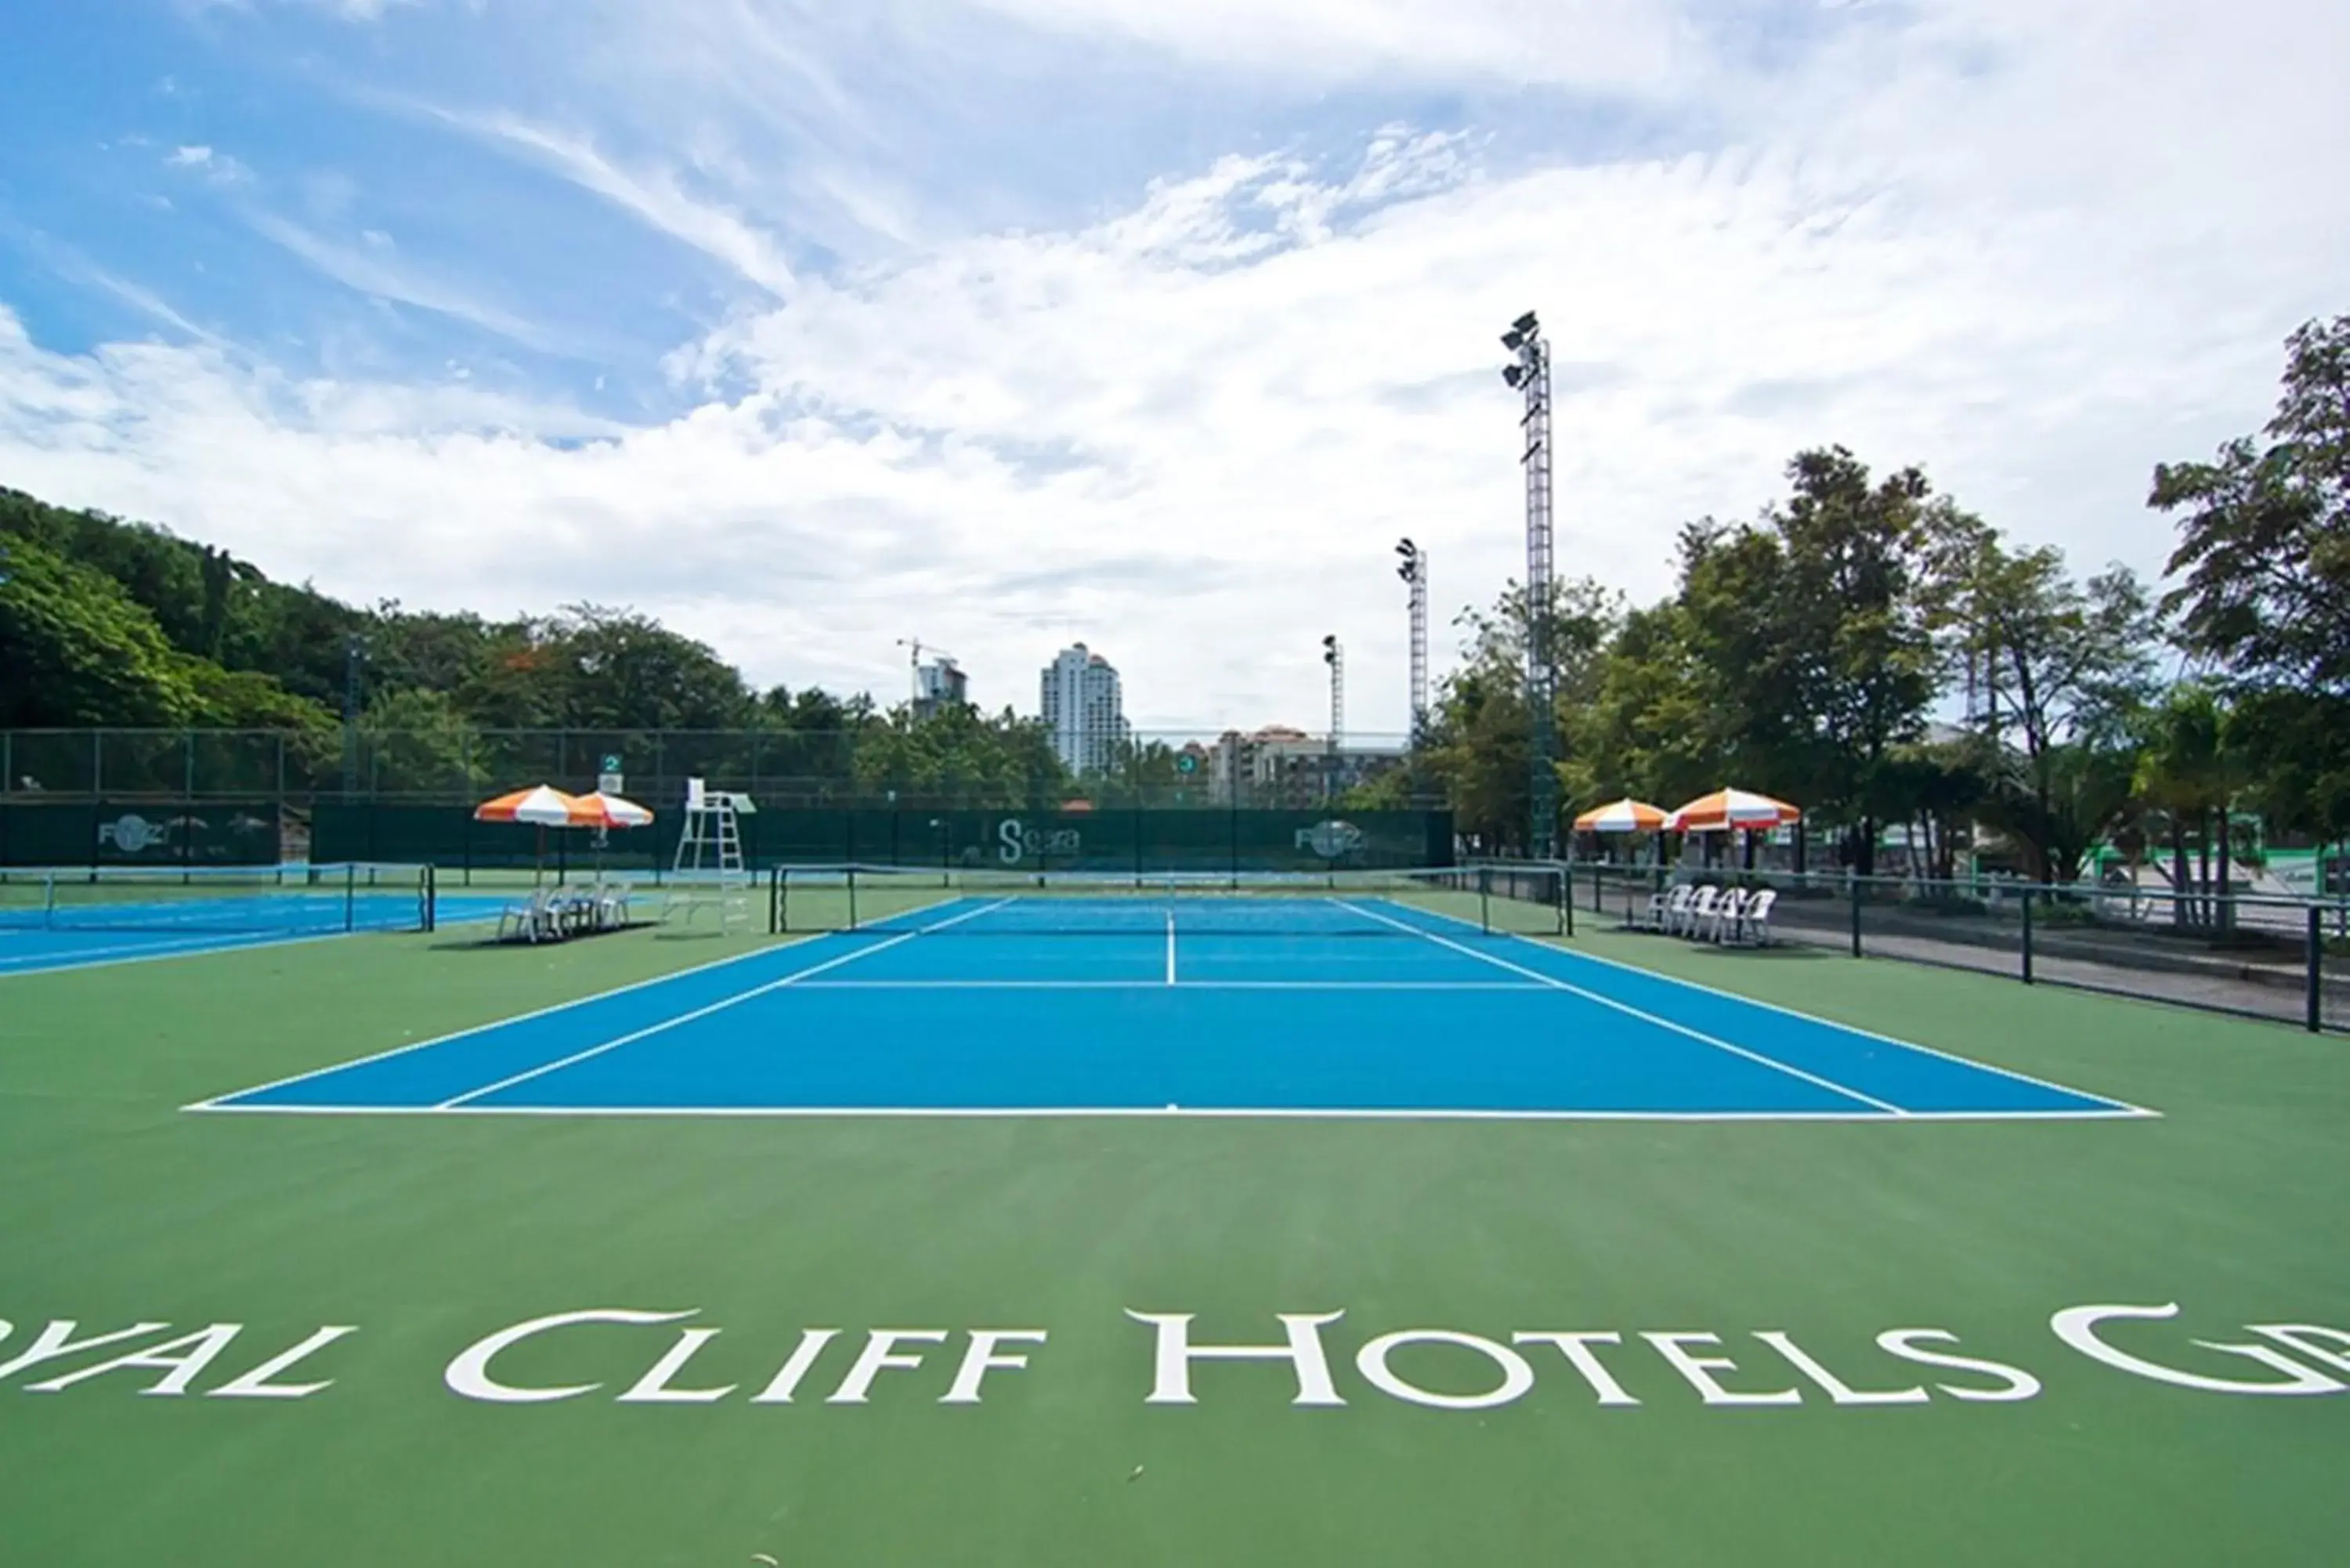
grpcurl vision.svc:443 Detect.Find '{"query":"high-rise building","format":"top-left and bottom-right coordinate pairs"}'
top-left (912, 658), bottom-right (968, 721)
top-left (1039, 644), bottom-right (1129, 775)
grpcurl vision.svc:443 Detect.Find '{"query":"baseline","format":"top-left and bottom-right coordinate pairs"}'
top-left (1334, 900), bottom-right (1906, 1115)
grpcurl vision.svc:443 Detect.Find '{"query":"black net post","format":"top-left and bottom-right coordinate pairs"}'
top-left (1478, 864), bottom-right (1492, 934)
top-left (2021, 891), bottom-right (2034, 985)
top-left (343, 862), bottom-right (356, 933)
top-left (2311, 905), bottom-right (2325, 1034)
top-left (1562, 864), bottom-right (1574, 938)
top-left (1848, 874), bottom-right (1862, 958)
top-left (768, 866), bottom-right (783, 935)
top-left (847, 865), bottom-right (859, 931)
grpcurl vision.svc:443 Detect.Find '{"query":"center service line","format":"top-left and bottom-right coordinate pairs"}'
top-left (1330, 899), bottom-right (1908, 1117)
top-left (1166, 912), bottom-right (1177, 987)
top-left (434, 898), bottom-right (1016, 1109)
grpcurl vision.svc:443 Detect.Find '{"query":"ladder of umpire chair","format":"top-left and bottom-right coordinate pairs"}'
top-left (664, 780), bottom-right (751, 930)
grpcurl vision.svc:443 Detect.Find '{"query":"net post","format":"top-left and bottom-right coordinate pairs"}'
top-left (420, 862), bottom-right (436, 934)
top-left (1561, 862), bottom-right (1573, 938)
top-left (2311, 905), bottom-right (2325, 1034)
top-left (44, 869), bottom-right (57, 930)
top-left (768, 866), bottom-right (781, 935)
top-left (344, 862), bottom-right (356, 933)
top-left (2020, 888), bottom-right (2034, 984)
top-left (1479, 863), bottom-right (1491, 934)
top-left (847, 865), bottom-right (858, 931)
top-left (1848, 872), bottom-right (1861, 958)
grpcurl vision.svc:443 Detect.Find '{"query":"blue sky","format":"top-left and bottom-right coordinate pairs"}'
top-left (2, 0), bottom-right (2345, 730)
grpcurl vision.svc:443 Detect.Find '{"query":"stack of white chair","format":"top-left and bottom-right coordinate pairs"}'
top-left (1640, 882), bottom-right (1782, 946)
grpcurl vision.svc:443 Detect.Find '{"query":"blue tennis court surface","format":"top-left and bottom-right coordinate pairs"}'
top-left (0, 889), bottom-right (509, 977)
top-left (195, 895), bottom-right (2146, 1121)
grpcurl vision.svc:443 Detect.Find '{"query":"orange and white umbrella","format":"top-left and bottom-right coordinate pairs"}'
top-left (1665, 787), bottom-right (1802, 833)
top-left (577, 790), bottom-right (654, 829)
top-left (1573, 797), bottom-right (1668, 833)
top-left (473, 785), bottom-right (595, 827)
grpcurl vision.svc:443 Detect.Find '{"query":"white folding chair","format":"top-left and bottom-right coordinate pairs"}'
top-left (1658, 883), bottom-right (1695, 934)
top-left (1737, 889), bottom-right (1778, 946)
top-left (1679, 885), bottom-right (1720, 938)
top-left (598, 878), bottom-right (633, 930)
top-left (1706, 887), bottom-right (1750, 943)
top-left (497, 885), bottom-right (557, 944)
top-left (1638, 889), bottom-right (1672, 932)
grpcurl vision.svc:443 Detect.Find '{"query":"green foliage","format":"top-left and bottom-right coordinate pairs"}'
top-left (0, 533), bottom-right (204, 727)
top-left (851, 704), bottom-right (1072, 807)
top-left (2150, 316), bottom-right (2350, 843)
top-left (361, 686), bottom-right (488, 797)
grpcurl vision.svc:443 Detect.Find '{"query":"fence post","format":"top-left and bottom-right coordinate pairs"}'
top-left (2312, 906), bottom-right (2326, 1034)
top-left (2021, 891), bottom-right (2034, 985)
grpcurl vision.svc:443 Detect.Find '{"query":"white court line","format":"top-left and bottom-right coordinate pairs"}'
top-left (189, 1102), bottom-right (2151, 1123)
top-left (182, 891), bottom-right (965, 1111)
top-left (1166, 912), bottom-right (1177, 986)
top-left (433, 898), bottom-right (1014, 1108)
top-left (788, 978), bottom-right (1549, 991)
top-left (1393, 899), bottom-right (2157, 1118)
top-left (0, 927), bottom-right (350, 979)
top-left (1333, 900), bottom-right (1907, 1116)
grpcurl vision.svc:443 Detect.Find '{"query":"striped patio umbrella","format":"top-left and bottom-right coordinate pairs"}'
top-left (1572, 797), bottom-right (1669, 833)
top-left (1665, 787), bottom-right (1802, 833)
top-left (472, 785), bottom-right (595, 826)
top-left (577, 791), bottom-right (654, 829)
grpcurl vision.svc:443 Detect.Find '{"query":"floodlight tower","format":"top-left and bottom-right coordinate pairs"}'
top-left (1394, 538), bottom-right (1428, 745)
top-left (1321, 634), bottom-right (1344, 804)
top-left (1501, 309), bottom-right (1559, 858)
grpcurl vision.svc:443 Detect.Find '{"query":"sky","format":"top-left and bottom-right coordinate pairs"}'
top-left (0, 1), bottom-right (2344, 736)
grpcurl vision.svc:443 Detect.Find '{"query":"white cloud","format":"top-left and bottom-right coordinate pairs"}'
top-left (166, 144), bottom-right (255, 183)
top-left (5, 0), bottom-right (2346, 733)
top-left (243, 209), bottom-right (557, 351)
top-left (435, 112), bottom-right (801, 298)
top-left (956, 0), bottom-right (1686, 90)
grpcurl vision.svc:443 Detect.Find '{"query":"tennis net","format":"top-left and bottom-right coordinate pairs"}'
top-left (0, 862), bottom-right (437, 937)
top-left (769, 864), bottom-right (1566, 938)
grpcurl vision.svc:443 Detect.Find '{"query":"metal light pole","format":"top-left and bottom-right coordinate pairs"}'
top-left (1502, 310), bottom-right (1558, 859)
top-left (1321, 634), bottom-right (1344, 804)
top-left (340, 632), bottom-right (368, 800)
top-left (1394, 539), bottom-right (1428, 745)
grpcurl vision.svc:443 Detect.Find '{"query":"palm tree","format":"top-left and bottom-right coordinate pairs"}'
top-left (2131, 684), bottom-right (2239, 930)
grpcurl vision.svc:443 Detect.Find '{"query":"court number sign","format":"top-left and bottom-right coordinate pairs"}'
top-left (4, 1302), bottom-right (2347, 1409)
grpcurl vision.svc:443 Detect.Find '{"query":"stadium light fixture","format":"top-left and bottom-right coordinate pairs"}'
top-left (1502, 363), bottom-right (1527, 388)
top-left (1513, 310), bottom-right (1539, 334)
top-left (1500, 328), bottom-right (1525, 351)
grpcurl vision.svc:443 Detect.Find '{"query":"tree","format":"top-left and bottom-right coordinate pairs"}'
top-left (1672, 448), bottom-right (1942, 870)
top-left (2154, 315), bottom-right (2350, 847)
top-left (1421, 576), bottom-right (1622, 851)
top-left (1932, 525), bottom-right (2160, 880)
top-left (360, 687), bottom-right (487, 798)
top-left (2131, 683), bottom-right (2241, 929)
top-left (0, 535), bottom-right (203, 728)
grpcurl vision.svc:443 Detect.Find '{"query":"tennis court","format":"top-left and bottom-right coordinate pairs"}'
top-left (0, 862), bottom-right (501, 977)
top-left (7, 864), bottom-right (2346, 1568)
top-left (194, 883), bottom-right (2141, 1119)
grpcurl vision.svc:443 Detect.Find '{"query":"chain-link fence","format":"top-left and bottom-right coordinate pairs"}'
top-left (1575, 862), bottom-right (2347, 1034)
top-left (0, 726), bottom-right (1426, 811)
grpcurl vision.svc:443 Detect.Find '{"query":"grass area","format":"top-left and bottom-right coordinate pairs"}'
top-left (2, 921), bottom-right (2346, 1566)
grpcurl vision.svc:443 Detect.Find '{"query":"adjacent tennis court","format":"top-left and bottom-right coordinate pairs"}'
top-left (0, 862), bottom-right (500, 976)
top-left (194, 889), bottom-right (2141, 1119)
